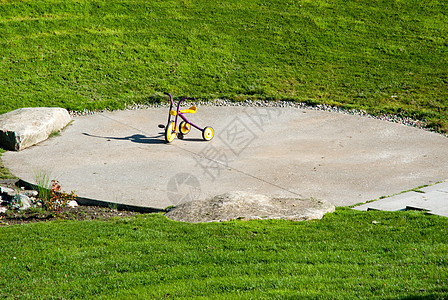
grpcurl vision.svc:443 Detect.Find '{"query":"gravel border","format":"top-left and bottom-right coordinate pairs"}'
top-left (69, 99), bottom-right (446, 137)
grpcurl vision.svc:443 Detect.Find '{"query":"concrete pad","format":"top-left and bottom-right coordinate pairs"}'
top-left (3, 106), bottom-right (448, 210)
top-left (353, 181), bottom-right (448, 217)
top-left (0, 107), bottom-right (71, 151)
top-left (353, 192), bottom-right (427, 212)
top-left (420, 181), bottom-right (448, 194)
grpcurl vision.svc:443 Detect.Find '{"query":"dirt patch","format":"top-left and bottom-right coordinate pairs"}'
top-left (0, 205), bottom-right (144, 226)
top-left (0, 179), bottom-right (151, 226)
top-left (165, 191), bottom-right (335, 223)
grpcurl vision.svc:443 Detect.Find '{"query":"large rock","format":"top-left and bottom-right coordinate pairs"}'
top-left (165, 191), bottom-right (335, 223)
top-left (0, 185), bottom-right (32, 210)
top-left (0, 107), bottom-right (71, 151)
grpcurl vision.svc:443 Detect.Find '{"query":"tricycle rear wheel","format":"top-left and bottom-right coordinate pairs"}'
top-left (202, 126), bottom-right (214, 141)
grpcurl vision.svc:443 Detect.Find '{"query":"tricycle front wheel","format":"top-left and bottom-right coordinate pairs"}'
top-left (165, 121), bottom-right (176, 143)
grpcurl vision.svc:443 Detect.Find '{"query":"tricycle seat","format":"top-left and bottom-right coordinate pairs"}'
top-left (179, 106), bottom-right (197, 114)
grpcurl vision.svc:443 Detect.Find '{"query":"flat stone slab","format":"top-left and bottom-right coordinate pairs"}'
top-left (0, 107), bottom-right (71, 151)
top-left (353, 181), bottom-right (448, 217)
top-left (165, 191), bottom-right (335, 223)
top-left (2, 106), bottom-right (448, 210)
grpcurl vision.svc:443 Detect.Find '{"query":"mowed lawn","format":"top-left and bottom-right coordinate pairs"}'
top-left (1, 209), bottom-right (447, 299)
top-left (0, 0), bottom-right (447, 131)
top-left (1, 1), bottom-right (447, 298)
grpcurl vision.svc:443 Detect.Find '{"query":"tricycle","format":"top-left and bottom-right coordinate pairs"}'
top-left (158, 92), bottom-right (214, 143)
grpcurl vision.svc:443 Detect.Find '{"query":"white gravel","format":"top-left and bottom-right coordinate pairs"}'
top-left (69, 98), bottom-right (444, 136)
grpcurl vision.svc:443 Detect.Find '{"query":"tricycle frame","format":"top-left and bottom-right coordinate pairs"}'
top-left (160, 92), bottom-right (214, 143)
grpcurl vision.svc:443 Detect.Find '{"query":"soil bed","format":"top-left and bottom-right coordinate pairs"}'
top-left (1, 179), bottom-right (151, 226)
top-left (0, 205), bottom-right (145, 226)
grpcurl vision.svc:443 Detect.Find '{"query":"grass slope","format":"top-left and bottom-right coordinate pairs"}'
top-left (1, 209), bottom-right (447, 299)
top-left (0, 0), bottom-right (447, 131)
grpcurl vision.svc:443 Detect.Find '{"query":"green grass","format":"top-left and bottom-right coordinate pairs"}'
top-left (1, 2), bottom-right (447, 297)
top-left (0, 148), bottom-right (16, 179)
top-left (1, 208), bottom-right (447, 299)
top-left (0, 0), bottom-right (447, 131)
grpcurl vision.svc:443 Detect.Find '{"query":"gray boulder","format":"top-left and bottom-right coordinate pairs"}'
top-left (0, 185), bottom-right (36, 211)
top-left (16, 194), bottom-right (31, 210)
top-left (165, 191), bottom-right (335, 223)
top-left (0, 107), bottom-right (71, 151)
top-left (0, 186), bottom-right (16, 196)
top-left (67, 200), bottom-right (78, 208)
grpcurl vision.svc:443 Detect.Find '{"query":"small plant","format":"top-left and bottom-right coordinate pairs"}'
top-left (48, 130), bottom-right (61, 138)
top-left (108, 203), bottom-right (118, 211)
top-left (27, 206), bottom-right (48, 215)
top-left (33, 170), bottom-right (52, 202)
top-left (41, 180), bottom-right (77, 213)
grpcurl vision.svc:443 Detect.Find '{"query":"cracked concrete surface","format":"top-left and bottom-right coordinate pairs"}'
top-left (3, 106), bottom-right (448, 212)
